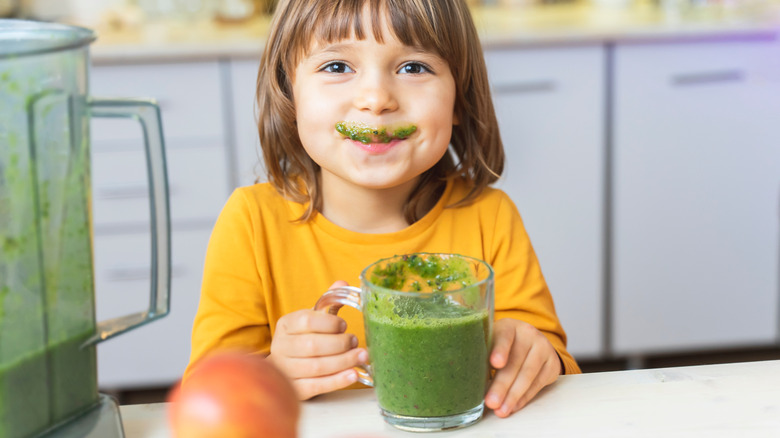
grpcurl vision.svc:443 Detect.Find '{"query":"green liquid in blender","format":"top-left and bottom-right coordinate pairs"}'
top-left (0, 351), bottom-right (49, 438)
top-left (0, 333), bottom-right (97, 438)
top-left (1, 57), bottom-right (99, 437)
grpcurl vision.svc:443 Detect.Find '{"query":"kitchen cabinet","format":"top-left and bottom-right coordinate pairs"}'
top-left (92, 228), bottom-right (211, 387)
top-left (89, 61), bottom-right (231, 388)
top-left (485, 46), bottom-right (606, 359)
top-left (83, 33), bottom-right (780, 389)
top-left (611, 38), bottom-right (780, 355)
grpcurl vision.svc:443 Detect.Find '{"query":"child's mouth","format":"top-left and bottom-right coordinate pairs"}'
top-left (335, 121), bottom-right (417, 144)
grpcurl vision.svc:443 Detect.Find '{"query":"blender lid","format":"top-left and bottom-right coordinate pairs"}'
top-left (0, 19), bottom-right (96, 59)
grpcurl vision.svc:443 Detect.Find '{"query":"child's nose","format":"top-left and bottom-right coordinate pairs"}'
top-left (353, 74), bottom-right (398, 115)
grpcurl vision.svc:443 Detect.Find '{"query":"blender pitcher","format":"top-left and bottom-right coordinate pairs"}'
top-left (0, 20), bottom-right (170, 437)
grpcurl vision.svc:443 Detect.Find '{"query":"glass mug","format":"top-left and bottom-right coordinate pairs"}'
top-left (314, 253), bottom-right (494, 432)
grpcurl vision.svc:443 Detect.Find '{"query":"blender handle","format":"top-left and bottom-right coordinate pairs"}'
top-left (82, 98), bottom-right (171, 347)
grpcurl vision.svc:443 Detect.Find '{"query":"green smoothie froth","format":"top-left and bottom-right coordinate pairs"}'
top-left (369, 253), bottom-right (477, 293)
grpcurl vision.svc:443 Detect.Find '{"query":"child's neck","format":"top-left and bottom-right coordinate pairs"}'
top-left (319, 175), bottom-right (417, 234)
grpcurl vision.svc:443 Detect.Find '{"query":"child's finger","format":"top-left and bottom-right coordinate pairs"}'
top-left (328, 280), bottom-right (349, 289)
top-left (494, 344), bottom-right (544, 417)
top-left (293, 368), bottom-right (360, 400)
top-left (485, 349), bottom-right (526, 417)
top-left (276, 332), bottom-right (357, 358)
top-left (512, 356), bottom-right (558, 412)
top-left (489, 319), bottom-right (516, 369)
top-left (283, 347), bottom-right (367, 379)
top-left (279, 309), bottom-right (347, 335)
top-left (293, 332), bottom-right (358, 357)
top-left (485, 347), bottom-right (526, 413)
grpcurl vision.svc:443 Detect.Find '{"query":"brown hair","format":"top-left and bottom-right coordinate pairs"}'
top-left (256, 0), bottom-right (504, 222)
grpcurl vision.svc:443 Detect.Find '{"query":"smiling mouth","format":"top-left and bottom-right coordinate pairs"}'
top-left (335, 121), bottom-right (417, 144)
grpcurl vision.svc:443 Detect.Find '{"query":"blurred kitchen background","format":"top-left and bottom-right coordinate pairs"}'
top-left (3, 0), bottom-right (779, 404)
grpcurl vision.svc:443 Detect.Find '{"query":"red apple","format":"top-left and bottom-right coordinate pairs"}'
top-left (167, 351), bottom-right (299, 438)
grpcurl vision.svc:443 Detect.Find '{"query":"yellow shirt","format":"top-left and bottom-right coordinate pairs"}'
top-left (188, 179), bottom-right (580, 376)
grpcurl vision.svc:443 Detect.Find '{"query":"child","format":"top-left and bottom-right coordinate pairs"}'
top-left (188, 0), bottom-right (580, 418)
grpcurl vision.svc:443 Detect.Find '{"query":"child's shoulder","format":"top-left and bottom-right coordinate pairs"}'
top-left (233, 181), bottom-right (279, 200)
top-left (448, 178), bottom-right (515, 209)
top-left (227, 182), bottom-right (306, 217)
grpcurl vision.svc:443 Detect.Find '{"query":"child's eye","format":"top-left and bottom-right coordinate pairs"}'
top-left (398, 62), bottom-right (432, 75)
top-left (320, 62), bottom-right (353, 74)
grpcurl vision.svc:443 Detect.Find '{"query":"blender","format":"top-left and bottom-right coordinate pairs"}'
top-left (0, 19), bottom-right (170, 437)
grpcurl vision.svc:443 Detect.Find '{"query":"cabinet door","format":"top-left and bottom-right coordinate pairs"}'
top-left (612, 39), bottom-right (780, 355)
top-left (92, 146), bottom-right (229, 227)
top-left (90, 62), bottom-right (225, 142)
top-left (228, 58), bottom-right (266, 188)
top-left (485, 46), bottom-right (606, 359)
top-left (89, 62), bottom-right (231, 387)
top-left (94, 228), bottom-right (210, 388)
top-left (90, 61), bottom-right (231, 231)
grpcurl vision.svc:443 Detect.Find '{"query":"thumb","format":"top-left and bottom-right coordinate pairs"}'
top-left (318, 280), bottom-right (350, 316)
top-left (329, 280), bottom-right (349, 289)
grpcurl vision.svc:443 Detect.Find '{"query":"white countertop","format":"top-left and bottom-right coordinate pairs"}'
top-left (83, 2), bottom-right (780, 64)
top-left (120, 359), bottom-right (780, 437)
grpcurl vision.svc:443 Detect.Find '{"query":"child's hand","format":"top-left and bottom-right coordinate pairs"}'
top-left (485, 318), bottom-right (562, 418)
top-left (268, 282), bottom-right (368, 400)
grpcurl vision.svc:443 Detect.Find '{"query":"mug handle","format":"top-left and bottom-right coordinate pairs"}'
top-left (82, 98), bottom-right (171, 346)
top-left (313, 286), bottom-right (373, 387)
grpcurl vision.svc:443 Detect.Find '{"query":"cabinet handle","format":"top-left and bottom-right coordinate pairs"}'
top-left (671, 70), bottom-right (744, 86)
top-left (107, 265), bottom-right (185, 281)
top-left (492, 80), bottom-right (557, 94)
top-left (97, 184), bottom-right (176, 199)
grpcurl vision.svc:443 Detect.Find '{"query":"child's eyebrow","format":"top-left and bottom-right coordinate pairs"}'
top-left (309, 40), bottom-right (432, 55)
top-left (307, 42), bottom-right (355, 56)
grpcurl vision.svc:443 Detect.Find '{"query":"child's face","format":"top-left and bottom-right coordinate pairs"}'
top-left (291, 13), bottom-right (457, 193)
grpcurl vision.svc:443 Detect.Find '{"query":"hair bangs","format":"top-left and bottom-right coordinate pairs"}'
top-left (286, 0), bottom-right (455, 67)
top-left (386, 0), bottom-right (450, 56)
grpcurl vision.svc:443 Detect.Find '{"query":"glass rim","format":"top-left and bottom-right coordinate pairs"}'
top-left (0, 19), bottom-right (96, 59)
top-left (359, 252), bottom-right (494, 297)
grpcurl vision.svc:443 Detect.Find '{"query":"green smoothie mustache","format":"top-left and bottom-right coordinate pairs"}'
top-left (335, 121), bottom-right (417, 144)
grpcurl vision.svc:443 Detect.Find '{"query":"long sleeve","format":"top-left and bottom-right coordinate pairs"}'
top-left (186, 190), bottom-right (271, 378)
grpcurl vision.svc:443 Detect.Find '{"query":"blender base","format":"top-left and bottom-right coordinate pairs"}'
top-left (40, 394), bottom-right (125, 438)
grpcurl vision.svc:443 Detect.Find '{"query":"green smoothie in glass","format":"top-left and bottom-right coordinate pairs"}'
top-left (315, 253), bottom-right (495, 432)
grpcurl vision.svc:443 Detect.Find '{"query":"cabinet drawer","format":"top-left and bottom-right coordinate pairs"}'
top-left (614, 39), bottom-right (780, 94)
top-left (90, 62), bottom-right (224, 142)
top-left (91, 145), bottom-right (230, 226)
top-left (93, 228), bottom-right (210, 388)
top-left (485, 47), bottom-right (593, 93)
top-left (93, 230), bottom-right (198, 321)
